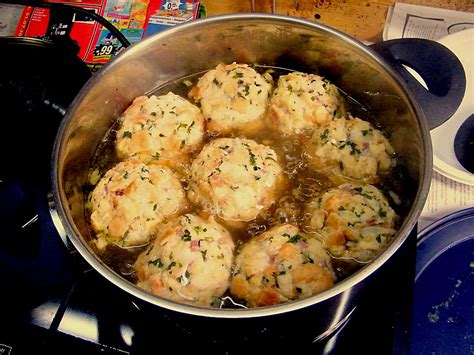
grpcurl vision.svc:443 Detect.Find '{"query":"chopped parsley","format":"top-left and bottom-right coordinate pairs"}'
top-left (182, 229), bottom-right (192, 242)
top-left (122, 131), bottom-right (132, 139)
top-left (339, 140), bottom-right (361, 155)
top-left (320, 128), bottom-right (330, 143)
top-left (167, 261), bottom-right (176, 270)
top-left (302, 252), bottom-right (314, 264)
top-left (247, 149), bottom-right (257, 166)
top-left (353, 187), bottom-right (374, 200)
top-left (187, 121), bottom-right (195, 133)
top-left (148, 258), bottom-right (163, 268)
top-left (287, 234), bottom-right (304, 243)
top-left (212, 78), bottom-right (221, 87)
top-left (349, 143), bottom-right (362, 155)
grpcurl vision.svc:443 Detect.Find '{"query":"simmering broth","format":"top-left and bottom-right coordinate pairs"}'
top-left (86, 65), bottom-right (406, 307)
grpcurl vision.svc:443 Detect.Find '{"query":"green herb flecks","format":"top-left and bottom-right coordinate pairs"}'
top-left (182, 229), bottom-right (192, 242)
top-left (148, 258), bottom-right (163, 268)
top-left (302, 252), bottom-right (314, 264)
top-left (187, 121), bottom-right (195, 133)
top-left (287, 234), bottom-right (304, 244)
top-left (320, 128), bottom-right (329, 143)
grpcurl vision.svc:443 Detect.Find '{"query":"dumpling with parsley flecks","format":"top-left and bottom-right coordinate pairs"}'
top-left (188, 62), bottom-right (273, 135)
top-left (265, 71), bottom-right (343, 136)
top-left (303, 115), bottom-right (395, 184)
top-left (303, 183), bottom-right (398, 262)
top-left (89, 159), bottom-right (186, 250)
top-left (230, 224), bottom-right (335, 307)
top-left (134, 214), bottom-right (235, 307)
top-left (115, 92), bottom-right (205, 169)
top-left (188, 137), bottom-right (285, 223)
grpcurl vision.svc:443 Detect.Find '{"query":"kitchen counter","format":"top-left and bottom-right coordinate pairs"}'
top-left (201, 0), bottom-right (473, 42)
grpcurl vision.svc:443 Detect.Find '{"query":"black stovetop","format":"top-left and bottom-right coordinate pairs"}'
top-left (0, 35), bottom-right (415, 355)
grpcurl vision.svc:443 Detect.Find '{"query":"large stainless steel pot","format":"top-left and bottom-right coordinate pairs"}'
top-left (50, 14), bottom-right (465, 342)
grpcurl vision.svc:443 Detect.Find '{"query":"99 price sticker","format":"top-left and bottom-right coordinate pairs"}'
top-left (93, 43), bottom-right (118, 59)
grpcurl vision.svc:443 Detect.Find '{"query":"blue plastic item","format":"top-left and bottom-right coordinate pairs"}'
top-left (411, 208), bottom-right (474, 354)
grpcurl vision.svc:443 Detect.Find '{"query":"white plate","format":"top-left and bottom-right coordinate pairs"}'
top-left (431, 29), bottom-right (474, 185)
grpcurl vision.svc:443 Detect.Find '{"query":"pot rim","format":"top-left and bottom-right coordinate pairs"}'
top-left (52, 13), bottom-right (433, 318)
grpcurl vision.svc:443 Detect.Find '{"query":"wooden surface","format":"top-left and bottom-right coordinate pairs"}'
top-left (201, 0), bottom-right (474, 42)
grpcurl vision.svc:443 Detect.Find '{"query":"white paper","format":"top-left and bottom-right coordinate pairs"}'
top-left (383, 3), bottom-right (474, 41)
top-left (418, 171), bottom-right (474, 230)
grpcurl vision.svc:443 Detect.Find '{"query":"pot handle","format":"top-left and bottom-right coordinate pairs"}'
top-left (47, 191), bottom-right (75, 253)
top-left (48, 192), bottom-right (94, 273)
top-left (370, 39), bottom-right (465, 130)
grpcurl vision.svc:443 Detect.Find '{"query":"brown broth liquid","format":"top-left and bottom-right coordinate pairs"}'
top-left (87, 66), bottom-right (404, 307)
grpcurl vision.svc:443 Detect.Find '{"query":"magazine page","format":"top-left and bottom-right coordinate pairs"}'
top-left (383, 2), bottom-right (474, 41)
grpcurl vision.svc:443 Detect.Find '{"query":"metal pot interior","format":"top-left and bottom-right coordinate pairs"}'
top-left (52, 14), bottom-right (431, 317)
